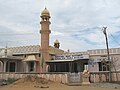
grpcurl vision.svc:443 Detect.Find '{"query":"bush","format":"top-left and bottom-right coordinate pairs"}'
top-left (7, 78), bottom-right (18, 84)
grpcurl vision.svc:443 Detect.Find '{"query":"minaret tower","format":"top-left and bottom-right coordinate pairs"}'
top-left (40, 7), bottom-right (51, 70)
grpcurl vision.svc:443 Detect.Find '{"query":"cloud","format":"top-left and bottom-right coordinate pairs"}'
top-left (0, 0), bottom-right (120, 51)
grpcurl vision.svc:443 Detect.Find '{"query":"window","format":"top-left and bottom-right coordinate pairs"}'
top-left (24, 54), bottom-right (27, 58)
top-left (39, 54), bottom-right (41, 57)
top-left (98, 62), bottom-right (110, 71)
top-left (54, 65), bottom-right (56, 72)
top-left (84, 63), bottom-right (88, 70)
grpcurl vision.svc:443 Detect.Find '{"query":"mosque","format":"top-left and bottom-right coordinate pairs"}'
top-left (0, 8), bottom-right (120, 73)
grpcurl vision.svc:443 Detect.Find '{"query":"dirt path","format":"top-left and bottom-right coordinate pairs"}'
top-left (0, 76), bottom-right (119, 90)
top-left (0, 85), bottom-right (119, 90)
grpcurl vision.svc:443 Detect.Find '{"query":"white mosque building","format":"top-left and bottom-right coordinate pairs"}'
top-left (0, 8), bottom-right (120, 73)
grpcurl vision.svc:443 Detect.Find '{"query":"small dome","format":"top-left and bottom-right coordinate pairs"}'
top-left (54, 40), bottom-right (60, 44)
top-left (0, 49), bottom-right (13, 57)
top-left (41, 7), bottom-right (50, 16)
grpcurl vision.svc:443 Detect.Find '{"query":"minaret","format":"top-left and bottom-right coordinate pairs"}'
top-left (40, 7), bottom-right (51, 72)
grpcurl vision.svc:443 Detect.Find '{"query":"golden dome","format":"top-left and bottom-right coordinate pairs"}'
top-left (54, 40), bottom-right (60, 44)
top-left (41, 7), bottom-right (50, 16)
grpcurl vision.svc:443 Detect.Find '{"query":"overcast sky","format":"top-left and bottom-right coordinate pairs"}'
top-left (0, 0), bottom-right (120, 52)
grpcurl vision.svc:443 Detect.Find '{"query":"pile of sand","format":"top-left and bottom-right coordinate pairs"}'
top-left (9, 75), bottom-right (52, 88)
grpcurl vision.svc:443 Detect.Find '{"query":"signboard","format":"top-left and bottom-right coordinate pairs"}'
top-left (55, 54), bottom-right (89, 60)
top-left (88, 62), bottom-right (97, 65)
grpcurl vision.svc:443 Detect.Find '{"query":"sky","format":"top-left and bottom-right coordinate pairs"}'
top-left (0, 0), bottom-right (120, 52)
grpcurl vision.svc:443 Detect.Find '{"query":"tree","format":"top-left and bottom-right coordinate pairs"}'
top-left (110, 56), bottom-right (120, 81)
top-left (41, 53), bottom-right (44, 69)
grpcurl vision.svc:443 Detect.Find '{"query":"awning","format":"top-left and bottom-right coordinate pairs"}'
top-left (23, 55), bottom-right (39, 62)
top-left (46, 59), bottom-right (74, 63)
top-left (46, 58), bottom-right (88, 63)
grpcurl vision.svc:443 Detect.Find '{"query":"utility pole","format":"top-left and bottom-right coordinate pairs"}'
top-left (102, 27), bottom-right (112, 82)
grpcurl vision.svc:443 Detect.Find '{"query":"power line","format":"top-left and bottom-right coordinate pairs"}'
top-left (0, 33), bottom-right (38, 36)
top-left (110, 34), bottom-right (120, 46)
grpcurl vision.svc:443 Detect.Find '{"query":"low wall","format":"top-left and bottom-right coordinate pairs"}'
top-left (90, 71), bottom-right (120, 83)
top-left (0, 72), bottom-right (83, 85)
top-left (0, 71), bottom-right (120, 84)
top-left (0, 72), bottom-right (68, 84)
top-left (41, 73), bottom-right (68, 84)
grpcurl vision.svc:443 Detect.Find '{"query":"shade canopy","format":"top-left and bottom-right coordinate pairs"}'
top-left (23, 55), bottom-right (39, 62)
top-left (46, 58), bottom-right (89, 63)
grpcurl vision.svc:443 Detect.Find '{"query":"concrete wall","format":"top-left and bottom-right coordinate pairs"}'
top-left (0, 72), bottom-right (68, 84)
top-left (0, 72), bottom-right (120, 84)
top-left (90, 71), bottom-right (120, 83)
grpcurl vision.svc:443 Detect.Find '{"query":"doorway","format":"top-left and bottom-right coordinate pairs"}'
top-left (9, 62), bottom-right (16, 72)
top-left (29, 61), bottom-right (34, 72)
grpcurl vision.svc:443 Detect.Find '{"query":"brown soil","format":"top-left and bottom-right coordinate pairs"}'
top-left (0, 85), bottom-right (118, 90)
top-left (0, 76), bottom-right (119, 90)
top-left (8, 75), bottom-right (66, 88)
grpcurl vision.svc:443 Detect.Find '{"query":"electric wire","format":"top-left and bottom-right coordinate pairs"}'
top-left (110, 34), bottom-right (120, 46)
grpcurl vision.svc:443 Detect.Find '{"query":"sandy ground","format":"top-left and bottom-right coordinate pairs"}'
top-left (0, 85), bottom-right (119, 90)
top-left (0, 76), bottom-right (120, 90)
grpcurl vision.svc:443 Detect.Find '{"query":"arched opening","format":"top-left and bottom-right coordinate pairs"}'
top-left (6, 61), bottom-right (16, 72)
top-left (28, 61), bottom-right (34, 72)
top-left (0, 61), bottom-right (3, 72)
top-left (46, 65), bottom-right (50, 72)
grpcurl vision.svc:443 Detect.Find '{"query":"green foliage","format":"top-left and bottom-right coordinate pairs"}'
top-left (7, 78), bottom-right (18, 84)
